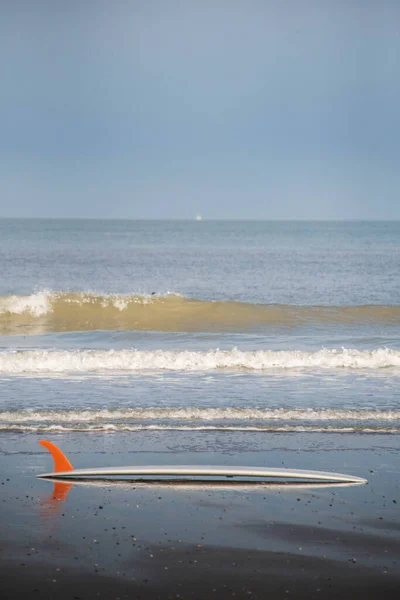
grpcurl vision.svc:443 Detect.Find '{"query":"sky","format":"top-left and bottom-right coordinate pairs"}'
top-left (0, 0), bottom-right (399, 219)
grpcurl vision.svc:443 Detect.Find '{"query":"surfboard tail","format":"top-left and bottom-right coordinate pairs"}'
top-left (39, 440), bottom-right (74, 473)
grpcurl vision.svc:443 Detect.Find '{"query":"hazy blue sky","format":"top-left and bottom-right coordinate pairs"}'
top-left (1, 0), bottom-right (399, 219)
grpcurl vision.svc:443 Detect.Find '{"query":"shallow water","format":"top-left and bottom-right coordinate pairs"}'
top-left (0, 219), bottom-right (399, 438)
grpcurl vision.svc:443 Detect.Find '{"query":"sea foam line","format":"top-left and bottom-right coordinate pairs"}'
top-left (0, 348), bottom-right (400, 373)
top-left (1, 408), bottom-right (399, 422)
top-left (0, 424), bottom-right (398, 433)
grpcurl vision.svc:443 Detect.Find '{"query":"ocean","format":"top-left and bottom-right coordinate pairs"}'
top-left (1, 218), bottom-right (399, 440)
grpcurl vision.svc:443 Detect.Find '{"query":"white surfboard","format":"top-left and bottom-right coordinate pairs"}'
top-left (37, 440), bottom-right (367, 484)
top-left (38, 464), bottom-right (367, 483)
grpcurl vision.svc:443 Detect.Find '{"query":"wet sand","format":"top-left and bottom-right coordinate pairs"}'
top-left (2, 541), bottom-right (400, 599)
top-left (1, 433), bottom-right (399, 599)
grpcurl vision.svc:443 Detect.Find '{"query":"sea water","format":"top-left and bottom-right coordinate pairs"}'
top-left (0, 219), bottom-right (399, 442)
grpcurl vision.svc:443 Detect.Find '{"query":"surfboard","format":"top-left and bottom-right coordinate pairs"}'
top-left (37, 440), bottom-right (367, 484)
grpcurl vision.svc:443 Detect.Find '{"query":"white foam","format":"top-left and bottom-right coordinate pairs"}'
top-left (0, 290), bottom-right (183, 316)
top-left (1, 407), bottom-right (399, 422)
top-left (0, 347), bottom-right (399, 373)
top-left (0, 291), bottom-right (52, 316)
top-left (0, 423), bottom-right (398, 433)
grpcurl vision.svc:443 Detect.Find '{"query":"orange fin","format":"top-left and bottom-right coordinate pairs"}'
top-left (39, 440), bottom-right (74, 473)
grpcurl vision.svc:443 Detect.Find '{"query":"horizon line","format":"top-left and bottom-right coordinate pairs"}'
top-left (1, 217), bottom-right (399, 223)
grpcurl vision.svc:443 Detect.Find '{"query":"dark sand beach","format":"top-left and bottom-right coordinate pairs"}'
top-left (1, 432), bottom-right (399, 599)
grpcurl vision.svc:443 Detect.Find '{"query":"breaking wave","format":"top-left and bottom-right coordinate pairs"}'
top-left (1, 424), bottom-right (398, 433)
top-left (2, 407), bottom-right (399, 422)
top-left (0, 348), bottom-right (399, 373)
top-left (1, 407), bottom-right (399, 433)
top-left (1, 291), bottom-right (400, 334)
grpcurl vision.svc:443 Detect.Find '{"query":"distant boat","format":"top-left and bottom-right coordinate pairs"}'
top-left (195, 214), bottom-right (202, 221)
